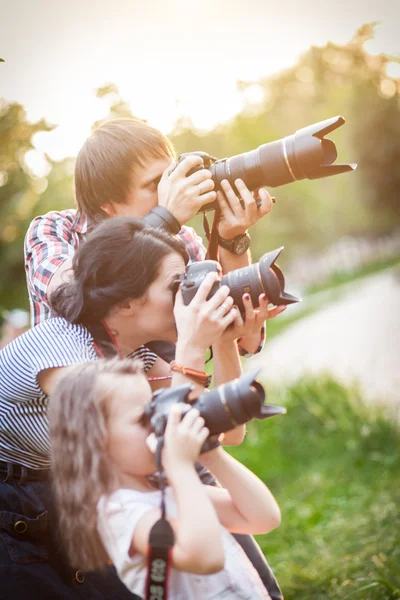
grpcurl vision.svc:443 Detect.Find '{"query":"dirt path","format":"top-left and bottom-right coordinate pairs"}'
top-left (251, 268), bottom-right (400, 415)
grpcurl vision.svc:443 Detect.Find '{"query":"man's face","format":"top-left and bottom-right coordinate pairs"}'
top-left (108, 156), bottom-right (172, 219)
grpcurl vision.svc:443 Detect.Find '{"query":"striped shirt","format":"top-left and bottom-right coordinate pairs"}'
top-left (0, 317), bottom-right (154, 469)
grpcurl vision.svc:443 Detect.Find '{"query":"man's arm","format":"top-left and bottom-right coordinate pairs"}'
top-left (24, 210), bottom-right (79, 325)
top-left (216, 180), bottom-right (274, 355)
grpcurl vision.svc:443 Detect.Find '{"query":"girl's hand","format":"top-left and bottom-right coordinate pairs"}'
top-left (174, 272), bottom-right (239, 353)
top-left (162, 405), bottom-right (210, 472)
top-left (219, 293), bottom-right (286, 344)
top-left (217, 179), bottom-right (273, 240)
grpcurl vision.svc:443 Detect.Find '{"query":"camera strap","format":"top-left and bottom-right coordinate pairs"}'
top-left (145, 436), bottom-right (174, 600)
top-left (88, 320), bottom-right (123, 359)
top-left (204, 205), bottom-right (221, 262)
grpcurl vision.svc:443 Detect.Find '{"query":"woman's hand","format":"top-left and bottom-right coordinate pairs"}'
top-left (217, 178), bottom-right (273, 240)
top-left (219, 293), bottom-right (286, 345)
top-left (174, 272), bottom-right (239, 355)
top-left (158, 157), bottom-right (216, 226)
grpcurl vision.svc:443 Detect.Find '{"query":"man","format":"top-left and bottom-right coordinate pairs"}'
top-left (23, 117), bottom-right (283, 599)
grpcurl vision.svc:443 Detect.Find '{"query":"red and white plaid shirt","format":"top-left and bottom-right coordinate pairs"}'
top-left (24, 209), bottom-right (206, 327)
top-left (24, 209), bottom-right (263, 357)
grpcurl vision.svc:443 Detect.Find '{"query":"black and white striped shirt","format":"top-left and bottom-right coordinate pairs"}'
top-left (0, 317), bottom-right (156, 469)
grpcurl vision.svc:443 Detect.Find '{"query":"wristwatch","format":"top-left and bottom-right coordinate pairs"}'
top-left (218, 232), bottom-right (251, 255)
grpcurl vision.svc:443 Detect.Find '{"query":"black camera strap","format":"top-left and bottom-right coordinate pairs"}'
top-left (145, 436), bottom-right (174, 600)
top-left (204, 204), bottom-right (221, 262)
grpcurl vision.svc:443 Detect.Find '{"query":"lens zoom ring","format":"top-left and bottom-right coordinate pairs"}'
top-left (227, 156), bottom-right (247, 184)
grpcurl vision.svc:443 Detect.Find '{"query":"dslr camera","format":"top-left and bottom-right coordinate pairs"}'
top-left (176, 115), bottom-right (356, 213)
top-left (143, 368), bottom-right (286, 439)
top-left (173, 246), bottom-right (300, 313)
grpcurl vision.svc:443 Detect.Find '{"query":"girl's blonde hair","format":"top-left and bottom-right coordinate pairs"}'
top-left (48, 358), bottom-right (144, 571)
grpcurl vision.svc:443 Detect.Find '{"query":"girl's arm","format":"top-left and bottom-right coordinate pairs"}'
top-left (131, 464), bottom-right (224, 574)
top-left (199, 446), bottom-right (281, 535)
top-left (131, 407), bottom-right (225, 574)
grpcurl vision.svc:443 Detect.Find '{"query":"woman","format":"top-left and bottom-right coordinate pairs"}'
top-left (0, 217), bottom-right (281, 599)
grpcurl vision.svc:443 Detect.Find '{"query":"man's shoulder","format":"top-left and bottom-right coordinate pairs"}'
top-left (178, 225), bottom-right (206, 262)
top-left (28, 208), bottom-right (78, 229)
top-left (24, 208), bottom-right (86, 251)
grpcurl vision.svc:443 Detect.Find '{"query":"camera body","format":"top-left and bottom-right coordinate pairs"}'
top-left (173, 247), bottom-right (300, 314)
top-left (143, 369), bottom-right (286, 441)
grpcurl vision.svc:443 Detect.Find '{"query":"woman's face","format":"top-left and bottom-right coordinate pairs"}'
top-left (133, 251), bottom-right (186, 343)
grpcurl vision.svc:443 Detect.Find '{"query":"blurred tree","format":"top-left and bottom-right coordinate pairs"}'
top-left (170, 23), bottom-right (400, 265)
top-left (0, 84), bottom-right (137, 313)
top-left (91, 83), bottom-right (135, 130)
top-left (0, 102), bottom-right (72, 311)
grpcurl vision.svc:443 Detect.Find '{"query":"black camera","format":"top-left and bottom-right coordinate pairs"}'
top-left (177, 115), bottom-right (356, 213)
top-left (173, 247), bottom-right (299, 313)
top-left (144, 368), bottom-right (286, 439)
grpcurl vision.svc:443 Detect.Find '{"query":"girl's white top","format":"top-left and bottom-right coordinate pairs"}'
top-left (97, 486), bottom-right (271, 600)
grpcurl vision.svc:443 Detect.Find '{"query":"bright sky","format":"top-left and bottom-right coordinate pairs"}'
top-left (1, 0), bottom-right (399, 164)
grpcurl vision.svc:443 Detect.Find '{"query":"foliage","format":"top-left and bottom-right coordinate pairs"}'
top-left (0, 88), bottom-right (132, 312)
top-left (0, 102), bottom-right (56, 311)
top-left (228, 377), bottom-right (400, 599)
top-left (171, 23), bottom-right (400, 266)
top-left (1, 23), bottom-right (400, 310)
top-left (91, 83), bottom-right (135, 131)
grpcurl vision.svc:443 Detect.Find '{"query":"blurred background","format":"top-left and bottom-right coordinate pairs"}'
top-left (1, 1), bottom-right (399, 598)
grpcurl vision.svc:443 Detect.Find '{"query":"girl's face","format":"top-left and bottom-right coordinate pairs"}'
top-left (131, 252), bottom-right (186, 343)
top-left (106, 374), bottom-right (156, 479)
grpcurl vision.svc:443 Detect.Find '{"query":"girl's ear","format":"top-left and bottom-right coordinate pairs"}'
top-left (100, 203), bottom-right (117, 217)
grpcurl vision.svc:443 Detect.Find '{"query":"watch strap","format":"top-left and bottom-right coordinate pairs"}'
top-left (218, 232), bottom-right (251, 254)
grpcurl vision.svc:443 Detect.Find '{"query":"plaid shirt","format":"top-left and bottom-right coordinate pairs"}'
top-left (24, 209), bottom-right (263, 356)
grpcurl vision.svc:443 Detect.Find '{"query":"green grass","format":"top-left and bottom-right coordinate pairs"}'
top-left (228, 377), bottom-right (400, 599)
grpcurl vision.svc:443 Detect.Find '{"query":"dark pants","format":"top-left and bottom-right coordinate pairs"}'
top-left (0, 476), bottom-right (140, 600)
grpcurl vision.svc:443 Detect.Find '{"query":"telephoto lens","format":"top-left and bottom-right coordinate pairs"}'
top-left (144, 368), bottom-right (286, 440)
top-left (177, 115), bottom-right (357, 213)
top-left (220, 247), bottom-right (299, 313)
top-left (174, 247), bottom-right (300, 312)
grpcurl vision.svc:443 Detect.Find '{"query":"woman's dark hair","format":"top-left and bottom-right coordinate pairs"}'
top-left (50, 217), bottom-right (188, 324)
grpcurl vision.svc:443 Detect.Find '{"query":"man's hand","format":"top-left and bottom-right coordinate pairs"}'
top-left (158, 156), bottom-right (217, 225)
top-left (217, 178), bottom-right (273, 240)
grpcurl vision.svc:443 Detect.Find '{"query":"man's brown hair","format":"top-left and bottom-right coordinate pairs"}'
top-left (74, 118), bottom-right (175, 222)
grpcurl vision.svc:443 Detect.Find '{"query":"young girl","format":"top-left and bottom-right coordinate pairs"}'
top-left (49, 359), bottom-right (281, 600)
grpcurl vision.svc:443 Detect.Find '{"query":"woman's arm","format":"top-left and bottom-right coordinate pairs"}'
top-left (199, 446), bottom-right (281, 535)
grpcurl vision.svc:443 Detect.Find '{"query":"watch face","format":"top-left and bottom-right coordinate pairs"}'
top-left (234, 235), bottom-right (250, 255)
